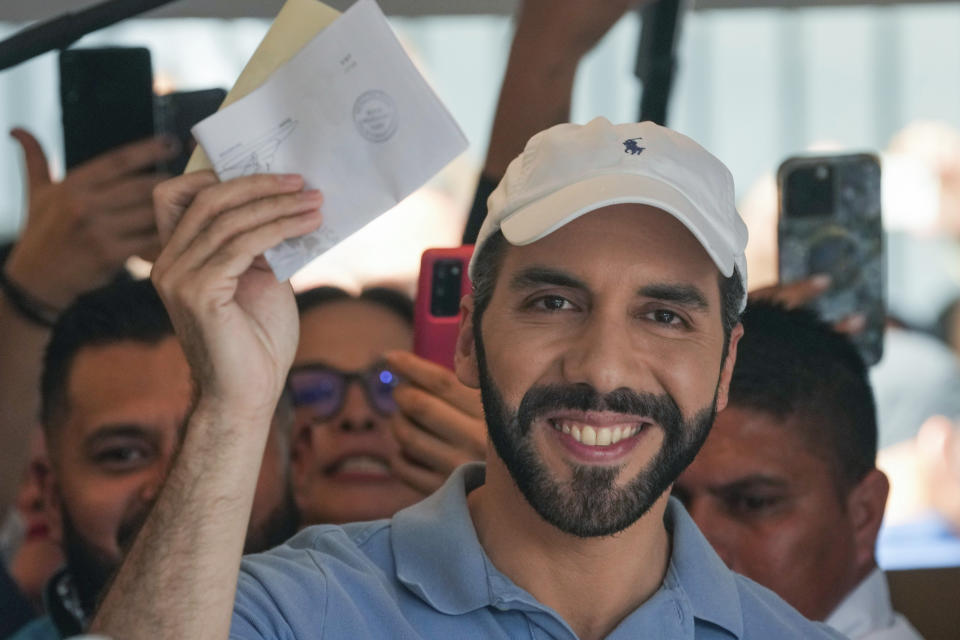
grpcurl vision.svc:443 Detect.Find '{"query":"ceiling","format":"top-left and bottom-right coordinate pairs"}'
top-left (1, 0), bottom-right (956, 22)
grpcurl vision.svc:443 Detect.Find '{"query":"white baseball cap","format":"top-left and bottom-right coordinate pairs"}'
top-left (470, 117), bottom-right (749, 310)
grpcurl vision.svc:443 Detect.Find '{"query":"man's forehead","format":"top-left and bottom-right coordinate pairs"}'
top-left (694, 406), bottom-right (833, 479)
top-left (64, 338), bottom-right (192, 433)
top-left (68, 338), bottom-right (189, 389)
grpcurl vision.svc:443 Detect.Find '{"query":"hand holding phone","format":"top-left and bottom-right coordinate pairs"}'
top-left (5, 129), bottom-right (171, 309)
top-left (383, 350), bottom-right (485, 495)
top-left (777, 153), bottom-right (884, 365)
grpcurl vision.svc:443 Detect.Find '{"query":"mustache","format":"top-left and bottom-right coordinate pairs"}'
top-left (515, 384), bottom-right (684, 434)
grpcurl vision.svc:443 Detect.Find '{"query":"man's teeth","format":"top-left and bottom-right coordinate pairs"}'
top-left (552, 422), bottom-right (642, 446)
top-left (337, 456), bottom-right (390, 474)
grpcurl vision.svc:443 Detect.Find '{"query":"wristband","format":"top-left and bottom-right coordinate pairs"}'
top-left (0, 267), bottom-right (59, 328)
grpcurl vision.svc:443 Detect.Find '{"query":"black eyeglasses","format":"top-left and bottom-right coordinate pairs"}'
top-left (287, 361), bottom-right (400, 420)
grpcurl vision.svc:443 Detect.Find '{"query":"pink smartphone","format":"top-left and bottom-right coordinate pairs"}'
top-left (413, 245), bottom-right (474, 370)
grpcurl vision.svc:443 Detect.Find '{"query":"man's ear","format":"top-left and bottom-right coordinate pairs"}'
top-left (715, 322), bottom-right (744, 413)
top-left (454, 294), bottom-right (480, 389)
top-left (845, 468), bottom-right (889, 574)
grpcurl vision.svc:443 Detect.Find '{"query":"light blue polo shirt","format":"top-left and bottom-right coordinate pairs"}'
top-left (231, 463), bottom-right (842, 639)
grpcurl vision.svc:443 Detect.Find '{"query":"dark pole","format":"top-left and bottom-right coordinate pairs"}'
top-left (635, 0), bottom-right (687, 125)
top-left (0, 0), bottom-right (182, 71)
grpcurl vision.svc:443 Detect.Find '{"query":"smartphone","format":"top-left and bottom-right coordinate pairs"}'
top-left (777, 153), bottom-right (884, 365)
top-left (60, 47), bottom-right (155, 169)
top-left (154, 88), bottom-right (226, 174)
top-left (414, 245), bottom-right (475, 371)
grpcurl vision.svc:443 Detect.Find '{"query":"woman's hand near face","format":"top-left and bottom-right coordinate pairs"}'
top-left (384, 351), bottom-right (486, 495)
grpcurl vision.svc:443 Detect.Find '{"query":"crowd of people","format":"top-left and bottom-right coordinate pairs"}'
top-left (1, 1), bottom-right (958, 639)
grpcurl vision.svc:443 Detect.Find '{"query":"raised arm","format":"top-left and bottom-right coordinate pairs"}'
top-left (464, 0), bottom-right (641, 242)
top-left (89, 171), bottom-right (323, 639)
top-left (484, 0), bottom-right (639, 177)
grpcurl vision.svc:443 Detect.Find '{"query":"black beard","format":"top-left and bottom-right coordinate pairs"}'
top-left (60, 509), bottom-right (124, 619)
top-left (244, 482), bottom-right (300, 554)
top-left (474, 331), bottom-right (717, 538)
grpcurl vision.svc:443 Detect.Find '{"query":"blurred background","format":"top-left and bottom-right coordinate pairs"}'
top-left (4, 2), bottom-right (960, 637)
top-left (2, 0), bottom-right (959, 324)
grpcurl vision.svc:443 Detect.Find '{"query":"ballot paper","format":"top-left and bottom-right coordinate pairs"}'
top-left (191, 0), bottom-right (468, 281)
top-left (184, 0), bottom-right (341, 174)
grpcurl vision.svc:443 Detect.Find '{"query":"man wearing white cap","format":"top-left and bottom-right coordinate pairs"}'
top-left (91, 119), bottom-right (842, 639)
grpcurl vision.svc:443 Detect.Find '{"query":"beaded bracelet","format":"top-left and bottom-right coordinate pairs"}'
top-left (0, 267), bottom-right (59, 328)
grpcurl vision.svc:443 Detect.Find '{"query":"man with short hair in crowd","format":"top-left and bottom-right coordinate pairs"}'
top-left (675, 300), bottom-right (922, 639)
top-left (12, 279), bottom-right (298, 639)
top-left (91, 118), bottom-right (840, 639)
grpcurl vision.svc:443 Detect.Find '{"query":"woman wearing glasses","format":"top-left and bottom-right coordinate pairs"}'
top-left (288, 287), bottom-right (485, 527)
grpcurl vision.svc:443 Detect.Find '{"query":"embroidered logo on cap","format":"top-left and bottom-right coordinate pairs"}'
top-left (623, 137), bottom-right (645, 155)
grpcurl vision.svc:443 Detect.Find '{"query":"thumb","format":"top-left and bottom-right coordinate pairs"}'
top-left (10, 128), bottom-right (52, 188)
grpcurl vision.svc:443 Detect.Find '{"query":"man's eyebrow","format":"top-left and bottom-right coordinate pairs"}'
top-left (509, 267), bottom-right (588, 292)
top-left (84, 424), bottom-right (155, 448)
top-left (638, 283), bottom-right (710, 310)
top-left (712, 475), bottom-right (790, 494)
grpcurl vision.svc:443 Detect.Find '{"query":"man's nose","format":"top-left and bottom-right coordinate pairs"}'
top-left (139, 471), bottom-right (166, 504)
top-left (336, 382), bottom-right (380, 433)
top-left (560, 309), bottom-right (646, 394)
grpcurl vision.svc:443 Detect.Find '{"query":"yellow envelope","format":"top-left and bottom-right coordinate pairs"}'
top-left (185, 0), bottom-right (341, 173)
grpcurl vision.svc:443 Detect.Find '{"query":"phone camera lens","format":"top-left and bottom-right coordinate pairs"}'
top-left (815, 165), bottom-right (829, 181)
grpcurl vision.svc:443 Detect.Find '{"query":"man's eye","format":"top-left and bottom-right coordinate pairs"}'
top-left (646, 309), bottom-right (684, 326)
top-left (728, 493), bottom-right (781, 515)
top-left (94, 447), bottom-right (150, 469)
top-left (531, 295), bottom-right (574, 312)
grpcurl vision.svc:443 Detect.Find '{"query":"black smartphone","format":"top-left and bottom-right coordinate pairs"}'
top-left (154, 88), bottom-right (226, 175)
top-left (60, 47), bottom-right (155, 170)
top-left (778, 153), bottom-right (884, 365)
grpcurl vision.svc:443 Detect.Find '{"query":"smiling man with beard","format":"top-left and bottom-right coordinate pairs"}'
top-left (11, 279), bottom-right (298, 640)
top-left (89, 119), bottom-right (843, 640)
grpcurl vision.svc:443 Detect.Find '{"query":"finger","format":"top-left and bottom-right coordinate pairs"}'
top-left (384, 350), bottom-right (484, 418)
top-left (153, 171), bottom-right (221, 244)
top-left (392, 385), bottom-right (486, 454)
top-left (164, 190), bottom-right (323, 275)
top-left (10, 128), bottom-right (52, 188)
top-left (164, 208), bottom-right (323, 286)
top-left (750, 274), bottom-right (831, 308)
top-left (389, 454), bottom-right (444, 495)
top-left (88, 174), bottom-right (168, 213)
top-left (162, 173), bottom-right (307, 260)
top-left (833, 313), bottom-right (867, 335)
top-left (389, 412), bottom-right (480, 474)
top-left (70, 136), bottom-right (178, 186)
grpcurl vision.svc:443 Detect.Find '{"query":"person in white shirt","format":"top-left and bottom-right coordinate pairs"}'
top-left (675, 300), bottom-right (923, 639)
